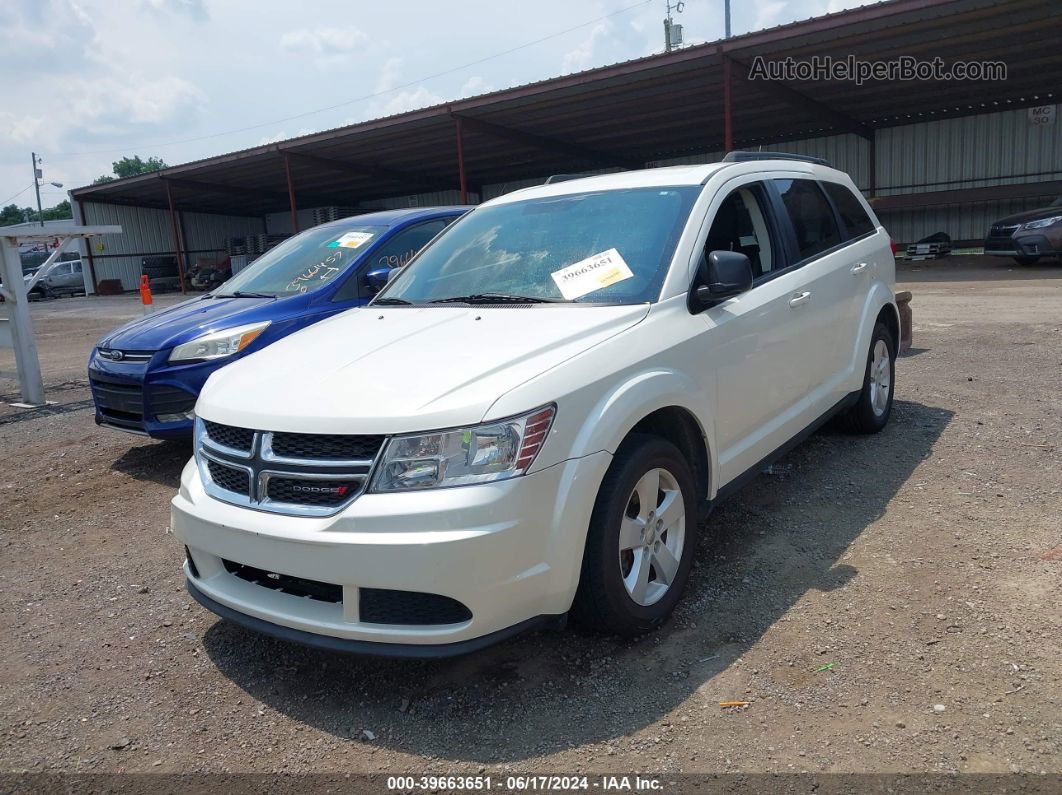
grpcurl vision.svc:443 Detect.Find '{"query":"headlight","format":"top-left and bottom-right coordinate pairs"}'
top-left (168, 321), bottom-right (270, 362)
top-left (369, 405), bottom-right (555, 492)
top-left (1020, 215), bottom-right (1062, 230)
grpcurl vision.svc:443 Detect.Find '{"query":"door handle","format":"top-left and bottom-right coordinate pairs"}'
top-left (850, 262), bottom-right (869, 274)
top-left (789, 291), bottom-right (811, 308)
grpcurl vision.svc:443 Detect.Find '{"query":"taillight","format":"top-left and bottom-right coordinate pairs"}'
top-left (889, 239), bottom-right (898, 255)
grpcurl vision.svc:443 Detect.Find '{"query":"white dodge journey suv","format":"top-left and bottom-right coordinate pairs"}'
top-left (172, 152), bottom-right (898, 657)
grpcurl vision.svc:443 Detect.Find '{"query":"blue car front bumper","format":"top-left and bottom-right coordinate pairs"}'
top-left (89, 350), bottom-right (219, 440)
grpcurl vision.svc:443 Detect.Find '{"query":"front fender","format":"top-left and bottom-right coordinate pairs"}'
top-left (539, 368), bottom-right (714, 492)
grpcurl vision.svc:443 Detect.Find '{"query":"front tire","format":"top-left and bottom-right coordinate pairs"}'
top-left (571, 434), bottom-right (698, 636)
top-left (839, 321), bottom-right (895, 434)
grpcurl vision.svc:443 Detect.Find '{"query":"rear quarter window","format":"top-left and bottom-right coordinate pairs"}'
top-left (822, 181), bottom-right (876, 239)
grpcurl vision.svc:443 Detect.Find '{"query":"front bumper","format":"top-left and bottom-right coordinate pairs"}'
top-left (89, 351), bottom-right (215, 439)
top-left (983, 233), bottom-right (1060, 258)
top-left (172, 450), bottom-right (612, 652)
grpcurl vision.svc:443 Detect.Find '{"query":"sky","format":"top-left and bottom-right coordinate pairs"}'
top-left (0, 0), bottom-right (863, 209)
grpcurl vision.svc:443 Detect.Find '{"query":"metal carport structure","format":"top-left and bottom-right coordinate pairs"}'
top-left (69, 0), bottom-right (1061, 287)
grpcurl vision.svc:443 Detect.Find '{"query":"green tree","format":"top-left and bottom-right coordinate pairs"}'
top-left (93, 155), bottom-right (168, 184)
top-left (41, 199), bottom-right (72, 221)
top-left (0, 204), bottom-right (26, 226)
top-left (0, 200), bottom-right (73, 225)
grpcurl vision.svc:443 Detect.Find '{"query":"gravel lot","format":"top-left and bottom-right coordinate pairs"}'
top-left (1, 259), bottom-right (1060, 778)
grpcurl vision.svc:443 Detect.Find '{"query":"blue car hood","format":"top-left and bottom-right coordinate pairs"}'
top-left (98, 295), bottom-right (292, 351)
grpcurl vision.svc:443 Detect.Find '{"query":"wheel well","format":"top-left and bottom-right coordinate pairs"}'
top-left (877, 302), bottom-right (899, 348)
top-left (628, 406), bottom-right (710, 500)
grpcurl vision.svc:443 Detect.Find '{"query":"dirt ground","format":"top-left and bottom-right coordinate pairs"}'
top-left (1, 257), bottom-right (1059, 779)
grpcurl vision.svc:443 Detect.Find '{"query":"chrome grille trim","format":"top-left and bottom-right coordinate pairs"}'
top-left (194, 418), bottom-right (381, 517)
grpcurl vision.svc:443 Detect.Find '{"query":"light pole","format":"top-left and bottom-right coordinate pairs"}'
top-left (31, 152), bottom-right (44, 227)
top-left (664, 0), bottom-right (685, 52)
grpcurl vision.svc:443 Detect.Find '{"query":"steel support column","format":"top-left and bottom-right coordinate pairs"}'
top-left (455, 117), bottom-right (468, 204)
top-left (164, 180), bottom-right (188, 295)
top-left (284, 153), bottom-right (300, 233)
top-left (76, 198), bottom-right (99, 293)
top-left (723, 56), bottom-right (734, 151)
top-left (0, 236), bottom-right (45, 405)
top-left (868, 130), bottom-right (877, 197)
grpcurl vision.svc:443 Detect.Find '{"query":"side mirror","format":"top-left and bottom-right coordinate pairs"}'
top-left (386, 267), bottom-right (402, 284)
top-left (365, 267), bottom-right (392, 293)
top-left (691, 250), bottom-right (753, 309)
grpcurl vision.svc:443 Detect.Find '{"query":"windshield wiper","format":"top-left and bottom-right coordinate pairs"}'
top-left (214, 290), bottom-right (275, 299)
top-left (429, 292), bottom-right (565, 305)
top-left (373, 296), bottom-right (413, 306)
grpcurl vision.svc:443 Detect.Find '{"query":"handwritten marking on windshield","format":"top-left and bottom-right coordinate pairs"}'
top-left (287, 253), bottom-right (344, 293)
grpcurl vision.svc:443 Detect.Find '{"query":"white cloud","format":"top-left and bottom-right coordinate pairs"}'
top-left (66, 75), bottom-right (205, 132)
top-left (378, 86), bottom-right (444, 117)
top-left (366, 57), bottom-right (442, 116)
top-left (258, 127), bottom-right (315, 145)
top-left (562, 20), bottom-right (613, 73)
top-left (753, 2), bottom-right (788, 30)
top-left (460, 76), bottom-right (493, 97)
top-left (280, 25), bottom-right (368, 67)
top-left (140, 0), bottom-right (209, 21)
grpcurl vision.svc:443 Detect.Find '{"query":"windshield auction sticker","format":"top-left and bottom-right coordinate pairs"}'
top-left (550, 248), bottom-right (634, 300)
top-left (328, 231), bottom-right (375, 249)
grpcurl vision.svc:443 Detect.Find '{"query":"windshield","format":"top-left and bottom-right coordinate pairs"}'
top-left (378, 186), bottom-right (700, 305)
top-left (217, 224), bottom-right (387, 297)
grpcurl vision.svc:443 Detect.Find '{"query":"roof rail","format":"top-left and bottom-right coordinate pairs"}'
top-left (544, 174), bottom-right (584, 184)
top-left (722, 151), bottom-right (831, 167)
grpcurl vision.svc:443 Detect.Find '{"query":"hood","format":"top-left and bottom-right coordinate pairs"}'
top-left (993, 206), bottom-right (1062, 227)
top-left (98, 294), bottom-right (293, 351)
top-left (198, 303), bottom-right (650, 434)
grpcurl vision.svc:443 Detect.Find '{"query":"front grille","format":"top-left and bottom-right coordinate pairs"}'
top-left (269, 432), bottom-right (384, 461)
top-left (204, 420), bottom-right (254, 452)
top-left (97, 348), bottom-right (153, 363)
top-left (150, 385), bottom-right (196, 417)
top-left (360, 589), bottom-right (472, 625)
top-left (197, 420), bottom-right (379, 516)
top-left (206, 459), bottom-right (250, 496)
top-left (990, 223), bottom-right (1019, 236)
top-left (266, 476), bottom-right (362, 507)
top-left (223, 560), bottom-right (342, 603)
top-left (91, 378), bottom-right (143, 420)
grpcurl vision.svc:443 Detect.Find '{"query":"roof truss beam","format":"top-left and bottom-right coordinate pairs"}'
top-left (728, 56), bottom-right (874, 141)
top-left (452, 113), bottom-right (643, 170)
top-left (281, 151), bottom-right (455, 192)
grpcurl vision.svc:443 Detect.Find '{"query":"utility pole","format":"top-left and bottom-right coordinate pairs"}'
top-left (31, 152), bottom-right (44, 227)
top-left (664, 0), bottom-right (684, 52)
top-left (724, 0), bottom-right (731, 37)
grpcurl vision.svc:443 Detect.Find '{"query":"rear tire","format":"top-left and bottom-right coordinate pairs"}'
top-left (1013, 255), bottom-right (1040, 266)
top-left (838, 321), bottom-right (895, 434)
top-left (571, 434), bottom-right (698, 636)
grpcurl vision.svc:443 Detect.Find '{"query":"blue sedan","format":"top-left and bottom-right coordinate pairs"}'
top-left (88, 206), bottom-right (467, 440)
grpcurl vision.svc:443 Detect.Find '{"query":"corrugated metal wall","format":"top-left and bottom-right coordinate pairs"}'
top-left (81, 202), bottom-right (263, 291)
top-left (873, 107), bottom-right (1062, 243)
top-left (875, 108), bottom-right (1062, 195)
top-left (642, 108), bottom-right (1060, 243)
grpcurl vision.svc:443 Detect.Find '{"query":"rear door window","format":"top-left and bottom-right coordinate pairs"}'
top-left (773, 179), bottom-right (841, 261)
top-left (822, 182), bottom-right (875, 240)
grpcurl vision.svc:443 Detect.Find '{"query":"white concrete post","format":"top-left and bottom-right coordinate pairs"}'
top-left (1, 236), bottom-right (46, 406)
